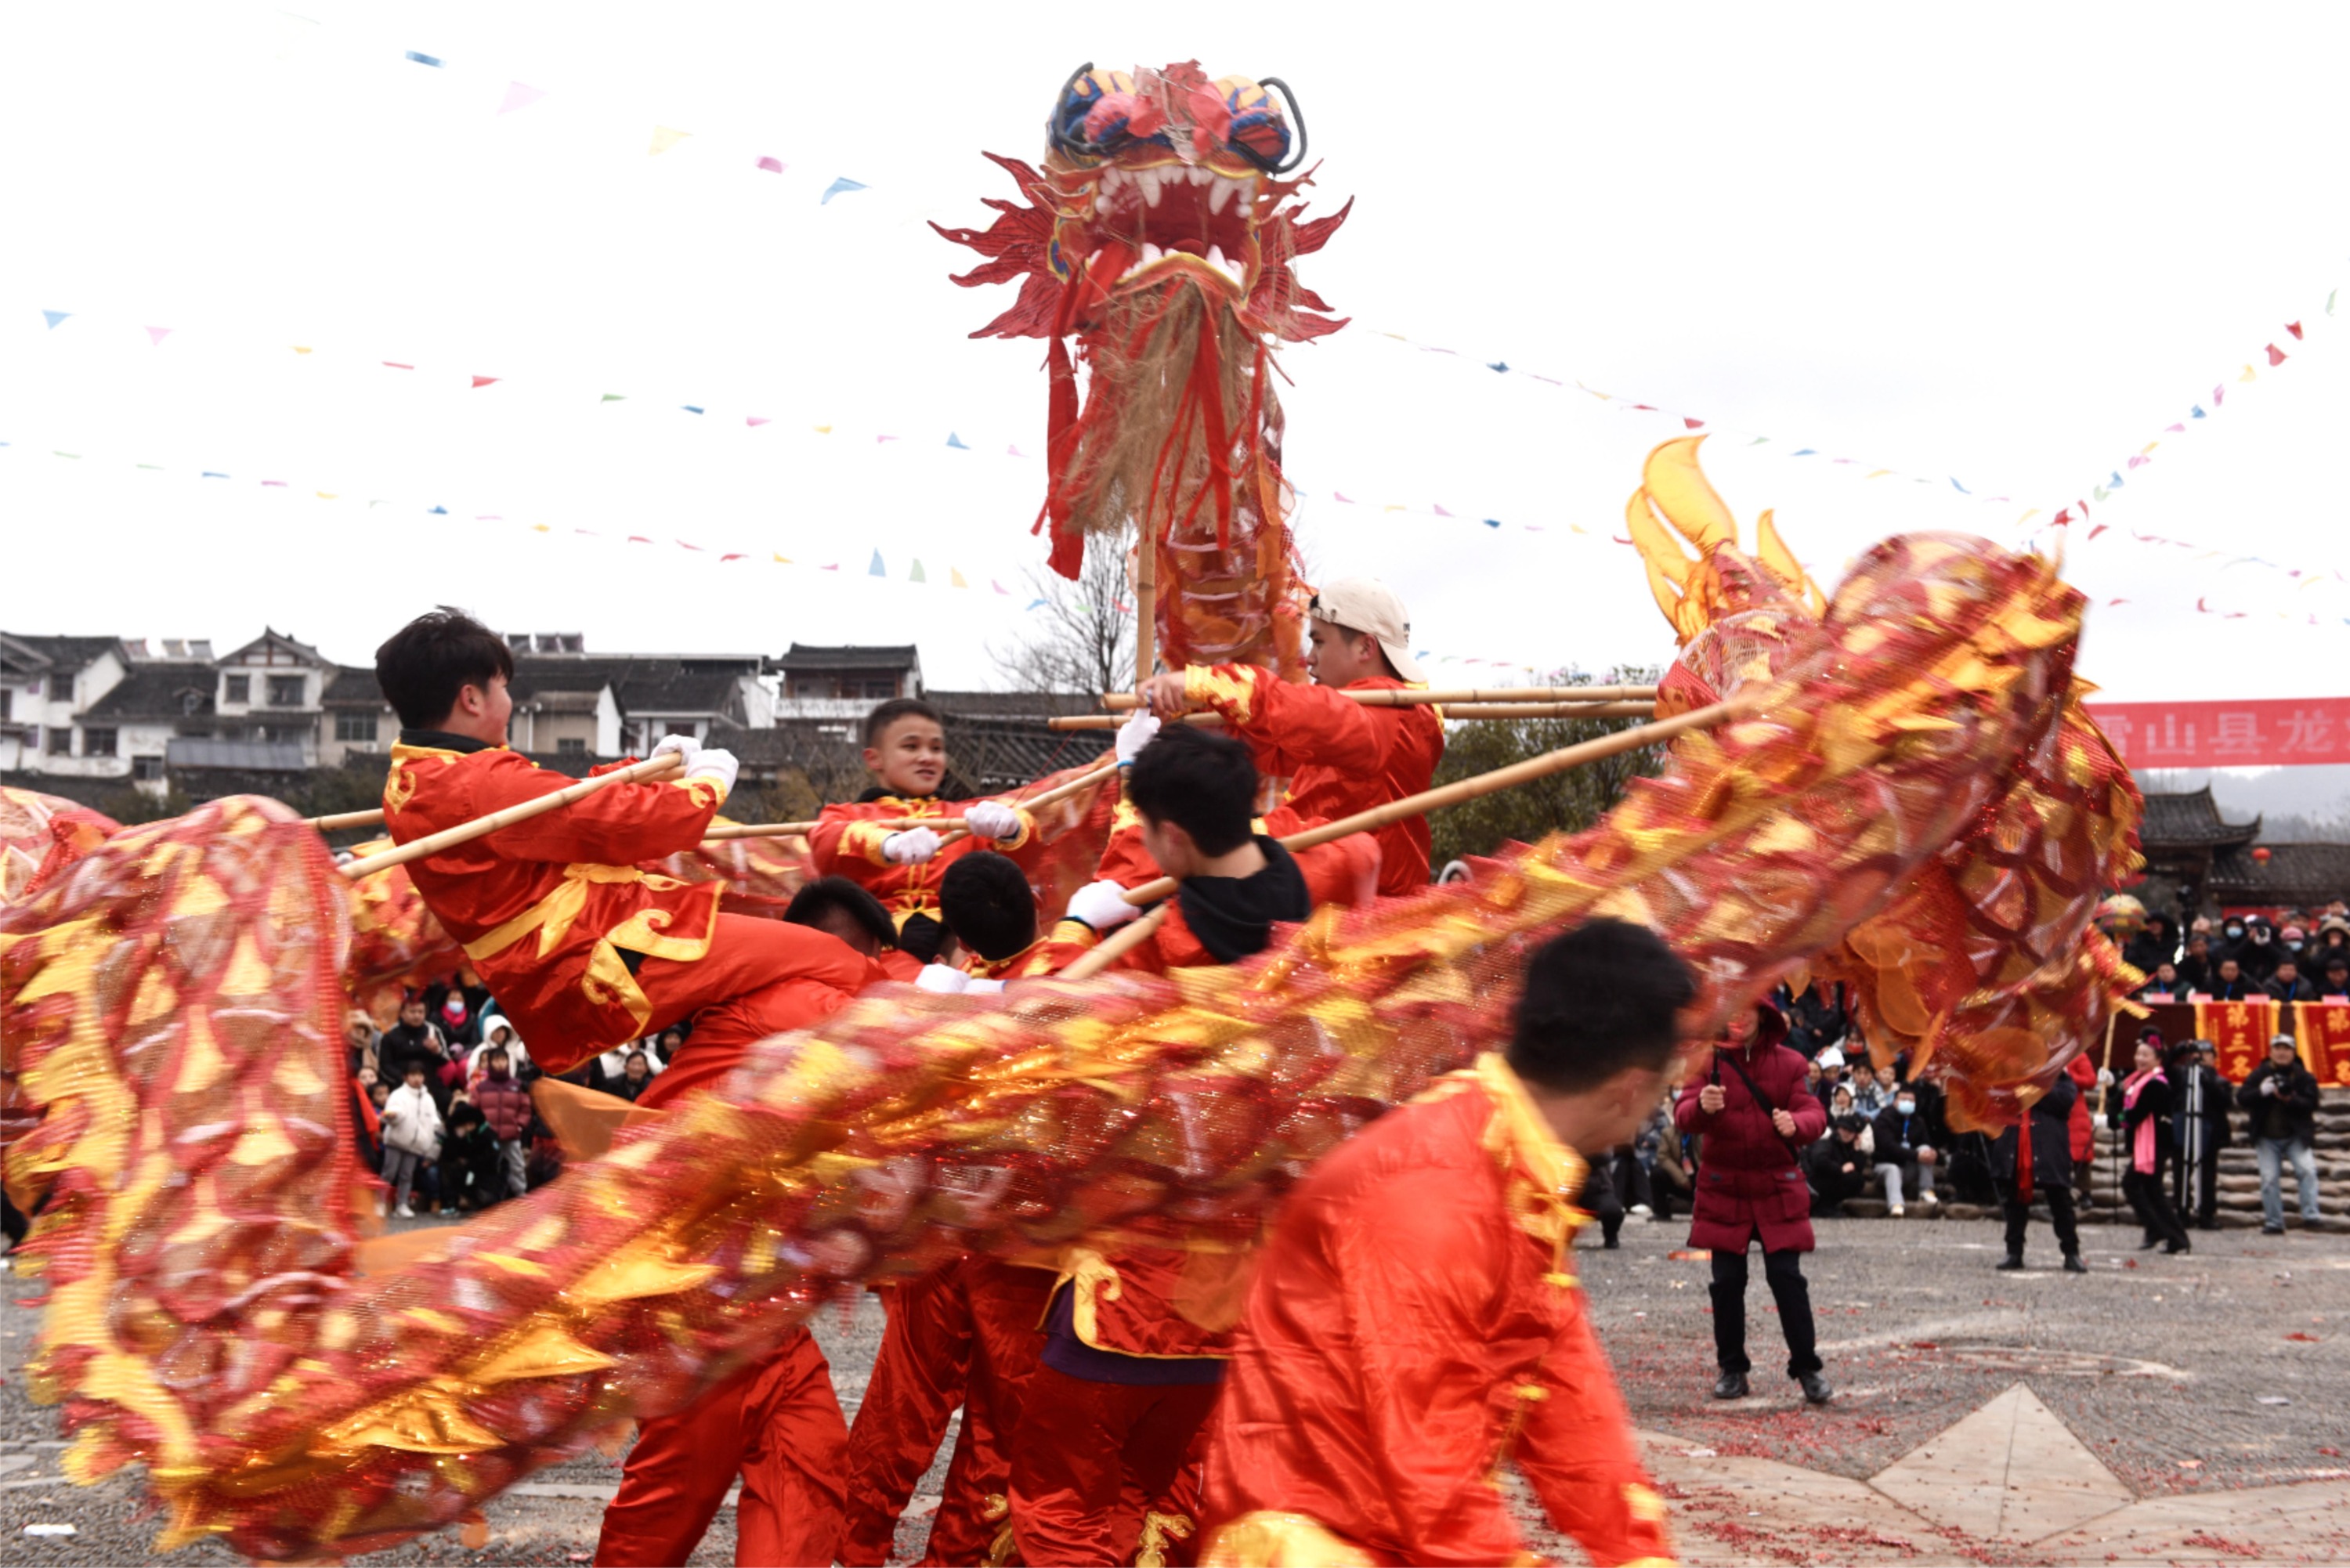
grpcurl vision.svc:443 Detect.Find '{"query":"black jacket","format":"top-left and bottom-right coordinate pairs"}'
top-left (2265, 972), bottom-right (2319, 1006)
top-left (1990, 1075), bottom-right (2077, 1183)
top-left (1871, 1104), bottom-right (1935, 1163)
top-left (2237, 1059), bottom-right (2321, 1147)
top-left (1804, 1134), bottom-right (1870, 1201)
top-left (2171, 1063), bottom-right (2233, 1151)
top-left (2110, 1071), bottom-right (2176, 1176)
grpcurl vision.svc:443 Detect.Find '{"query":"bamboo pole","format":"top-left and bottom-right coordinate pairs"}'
top-left (1099, 684), bottom-right (1659, 710)
top-left (927, 757), bottom-right (1122, 853)
top-left (306, 807), bottom-right (386, 831)
top-left (1059, 905), bottom-right (1171, 980)
top-left (1048, 701), bottom-right (1654, 731)
top-left (340, 753), bottom-right (686, 880)
top-left (700, 817), bottom-right (967, 842)
top-left (1133, 542), bottom-right (1156, 693)
top-left (1058, 696), bottom-right (1744, 976)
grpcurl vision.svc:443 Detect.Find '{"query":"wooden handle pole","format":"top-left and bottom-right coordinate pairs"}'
top-left (1050, 702), bottom-right (1655, 731)
top-left (1059, 905), bottom-right (1171, 981)
top-left (1133, 541), bottom-right (1157, 692)
top-left (702, 817), bottom-right (966, 842)
top-left (306, 807), bottom-right (387, 831)
top-left (1103, 696), bottom-right (1744, 913)
top-left (341, 753), bottom-right (686, 880)
top-left (927, 757), bottom-right (1122, 854)
top-left (1099, 685), bottom-right (1659, 710)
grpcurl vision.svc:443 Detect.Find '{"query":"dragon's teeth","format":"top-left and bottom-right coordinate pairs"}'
top-left (1206, 246), bottom-right (1228, 275)
top-left (1140, 168), bottom-right (1163, 208)
top-left (1141, 242), bottom-right (1165, 267)
top-left (1207, 178), bottom-right (1234, 215)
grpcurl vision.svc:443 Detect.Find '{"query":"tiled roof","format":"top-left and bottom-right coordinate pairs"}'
top-left (776, 643), bottom-right (919, 671)
top-left (81, 663), bottom-right (215, 720)
top-left (322, 667), bottom-right (390, 706)
top-left (2, 634), bottom-right (122, 672)
top-left (926, 689), bottom-right (1102, 719)
top-left (2141, 786), bottom-right (2260, 847)
top-left (2211, 841), bottom-right (2350, 905)
top-left (512, 656), bottom-right (754, 717)
top-left (164, 738), bottom-right (309, 771)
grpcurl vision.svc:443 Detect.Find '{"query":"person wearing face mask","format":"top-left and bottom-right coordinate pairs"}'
top-left (2216, 914), bottom-right (2251, 968)
top-left (2236, 916), bottom-right (2280, 985)
top-left (1871, 1086), bottom-right (1940, 1216)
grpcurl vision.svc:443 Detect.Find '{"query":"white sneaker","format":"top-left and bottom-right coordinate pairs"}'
top-left (375, 1199), bottom-right (388, 1218)
top-left (1920, 1191), bottom-right (1940, 1207)
top-left (394, 1204), bottom-right (415, 1219)
top-left (1889, 1203), bottom-right (1906, 1217)
top-left (1629, 1204), bottom-right (1654, 1219)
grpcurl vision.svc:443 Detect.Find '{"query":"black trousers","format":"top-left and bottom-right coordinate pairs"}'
top-left (2124, 1167), bottom-right (2192, 1249)
top-left (2001, 1183), bottom-right (2080, 1259)
top-left (2171, 1139), bottom-right (2221, 1228)
top-left (1710, 1247), bottom-right (1821, 1378)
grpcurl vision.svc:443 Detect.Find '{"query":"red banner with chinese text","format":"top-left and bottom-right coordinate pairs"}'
top-left (2194, 997), bottom-right (2277, 1081)
top-left (2086, 698), bottom-right (2350, 768)
top-left (2291, 1001), bottom-right (2350, 1088)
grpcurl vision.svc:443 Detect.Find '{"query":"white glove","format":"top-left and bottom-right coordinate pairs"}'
top-left (966, 800), bottom-right (1023, 841)
top-left (915, 963), bottom-right (970, 994)
top-left (1066, 878), bottom-right (1142, 931)
top-left (684, 747), bottom-right (739, 801)
top-left (2096, 1067), bottom-right (2115, 1087)
top-left (2262, 1077), bottom-right (2278, 1096)
top-left (1116, 708), bottom-right (1162, 767)
top-left (651, 732), bottom-right (703, 768)
top-left (884, 826), bottom-right (942, 865)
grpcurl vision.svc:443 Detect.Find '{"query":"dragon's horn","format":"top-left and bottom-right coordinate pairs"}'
top-left (1753, 508), bottom-right (1828, 616)
top-left (1640, 435), bottom-right (1737, 551)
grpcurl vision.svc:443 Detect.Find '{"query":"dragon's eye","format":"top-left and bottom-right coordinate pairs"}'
top-left (1216, 77), bottom-right (1294, 172)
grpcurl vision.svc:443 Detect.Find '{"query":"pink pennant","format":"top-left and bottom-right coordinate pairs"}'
top-left (2088, 524), bottom-right (2109, 540)
top-left (1334, 491), bottom-right (1355, 503)
top-left (720, 552), bottom-right (747, 562)
top-left (2051, 509), bottom-right (2071, 527)
top-left (2266, 343), bottom-right (2288, 367)
top-left (2127, 456), bottom-right (2148, 469)
top-left (2108, 598), bottom-right (2129, 607)
top-left (676, 540), bottom-right (704, 551)
top-left (261, 479), bottom-right (287, 487)
top-left (1683, 417), bottom-right (1704, 430)
top-left (992, 580), bottom-right (1010, 594)
top-left (1611, 535), bottom-right (1633, 545)
top-left (574, 529), bottom-right (599, 536)
top-left (383, 361), bottom-right (414, 370)
top-left (144, 326), bottom-right (172, 346)
top-left (497, 81), bottom-right (545, 114)
top-left (1431, 503), bottom-right (1453, 517)
top-left (1531, 375), bottom-right (1563, 385)
top-left (1629, 403), bottom-right (1658, 412)
top-left (2214, 385), bottom-right (2225, 405)
top-left (822, 563), bottom-right (841, 571)
top-left (472, 374), bottom-right (499, 388)
top-left (627, 536), bottom-right (653, 544)
top-left (2196, 598), bottom-right (2214, 613)
top-left (875, 434), bottom-right (899, 444)
top-left (755, 155), bottom-right (786, 174)
top-left (746, 415), bottom-right (771, 427)
top-left (2287, 320), bottom-right (2305, 340)
top-left (474, 514), bottom-right (502, 521)
top-left (2166, 423), bottom-right (2186, 432)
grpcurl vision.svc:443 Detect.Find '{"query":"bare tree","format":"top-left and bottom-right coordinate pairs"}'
top-left (989, 548), bottom-right (1137, 695)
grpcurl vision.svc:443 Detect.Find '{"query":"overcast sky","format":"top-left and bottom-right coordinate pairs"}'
top-left (4, 3), bottom-right (2346, 699)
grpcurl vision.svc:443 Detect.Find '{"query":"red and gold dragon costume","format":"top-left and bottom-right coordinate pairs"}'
top-left (938, 61), bottom-right (1348, 677)
top-left (1630, 435), bottom-right (2146, 1127)
top-left (2, 488), bottom-right (2135, 1556)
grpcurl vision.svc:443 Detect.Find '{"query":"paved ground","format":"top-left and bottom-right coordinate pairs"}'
top-left (3, 1212), bottom-right (2345, 1564)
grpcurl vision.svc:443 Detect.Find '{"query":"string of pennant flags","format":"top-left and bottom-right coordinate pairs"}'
top-left (18, 295), bottom-right (2337, 629)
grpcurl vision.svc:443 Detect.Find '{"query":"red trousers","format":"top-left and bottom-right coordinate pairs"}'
top-left (1009, 1367), bottom-right (1220, 1568)
top-left (595, 1328), bottom-right (848, 1567)
top-left (840, 1259), bottom-right (1054, 1567)
top-left (631, 917), bottom-right (870, 1111)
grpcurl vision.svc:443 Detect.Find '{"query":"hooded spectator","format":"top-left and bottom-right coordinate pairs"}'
top-left (471, 1046), bottom-right (533, 1200)
top-left (466, 1019), bottom-right (532, 1083)
top-left (2121, 916), bottom-right (2171, 978)
top-left (378, 1060), bottom-right (443, 1219)
top-left (438, 990), bottom-right (482, 1051)
top-left (2138, 959), bottom-right (2181, 1000)
top-left (1804, 1115), bottom-right (1871, 1215)
top-left (2314, 916), bottom-right (2350, 969)
top-left (439, 1101), bottom-right (501, 1212)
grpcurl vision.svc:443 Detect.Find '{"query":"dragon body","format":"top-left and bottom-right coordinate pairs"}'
top-left (938, 62), bottom-right (1349, 677)
top-left (1, 500), bottom-right (2120, 1558)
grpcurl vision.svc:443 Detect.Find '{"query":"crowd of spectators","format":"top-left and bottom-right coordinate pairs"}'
top-left (344, 981), bottom-right (679, 1217)
top-left (2129, 901), bottom-right (2350, 1010)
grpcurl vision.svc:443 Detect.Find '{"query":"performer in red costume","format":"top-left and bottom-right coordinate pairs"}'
top-left (807, 698), bottom-right (1044, 962)
top-left (372, 611), bottom-right (873, 1566)
top-left (375, 611), bottom-right (883, 1100)
top-left (1198, 919), bottom-right (1691, 1568)
top-left (1138, 578), bottom-right (1441, 897)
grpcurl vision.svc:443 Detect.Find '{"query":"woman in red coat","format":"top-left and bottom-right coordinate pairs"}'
top-left (1675, 1002), bottom-right (1831, 1404)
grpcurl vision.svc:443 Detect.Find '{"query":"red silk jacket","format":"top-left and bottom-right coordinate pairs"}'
top-left (807, 792), bottom-right (1039, 934)
top-left (1202, 1056), bottom-right (1674, 1567)
top-left (1179, 665), bottom-right (1442, 897)
top-left (382, 740), bottom-right (727, 1074)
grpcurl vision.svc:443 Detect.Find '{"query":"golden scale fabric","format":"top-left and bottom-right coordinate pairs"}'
top-left (0, 521), bottom-right (2107, 1559)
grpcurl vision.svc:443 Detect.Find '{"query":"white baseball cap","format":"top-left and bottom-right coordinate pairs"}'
top-left (1308, 577), bottom-right (1425, 683)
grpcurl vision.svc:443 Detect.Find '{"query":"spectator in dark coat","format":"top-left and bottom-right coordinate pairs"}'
top-left (1780, 981), bottom-right (1849, 1060)
top-left (2321, 954), bottom-right (2350, 999)
top-left (438, 1102), bottom-right (501, 1211)
top-left (2171, 1040), bottom-right (2232, 1230)
top-left (1871, 1089), bottom-right (1940, 1214)
top-left (2238, 1036), bottom-right (2323, 1234)
top-left (2236, 917), bottom-right (2281, 985)
top-left (472, 1046), bottom-right (534, 1199)
top-left (1676, 1003), bottom-right (1831, 1404)
top-left (610, 1050), bottom-right (656, 1104)
top-left (1804, 1116), bottom-right (1871, 1215)
top-left (2176, 932), bottom-right (2215, 993)
top-left (2265, 957), bottom-right (2318, 1008)
top-left (2207, 957), bottom-right (2256, 1002)
top-left (378, 996), bottom-right (454, 1108)
top-left (1992, 1074), bottom-right (2084, 1271)
top-left (2110, 1038), bottom-right (2193, 1254)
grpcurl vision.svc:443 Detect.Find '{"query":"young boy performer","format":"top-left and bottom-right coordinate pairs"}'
top-left (373, 611), bottom-right (870, 1566)
top-left (839, 852), bottom-right (1073, 1566)
top-left (375, 610), bottom-right (883, 1104)
top-left (1008, 724), bottom-right (1348, 1565)
top-left (807, 697), bottom-right (1043, 962)
top-left (1056, 721), bottom-right (1377, 974)
top-left (1137, 577), bottom-right (1441, 897)
top-left (1198, 919), bottom-right (1690, 1567)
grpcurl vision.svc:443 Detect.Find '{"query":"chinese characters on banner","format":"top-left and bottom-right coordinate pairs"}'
top-left (2086, 698), bottom-right (2350, 768)
top-left (2193, 997), bottom-right (2276, 1081)
top-left (2292, 1002), bottom-right (2350, 1086)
